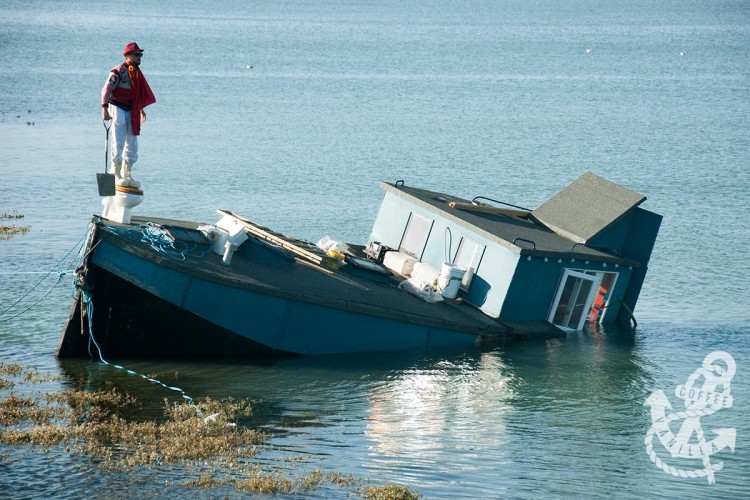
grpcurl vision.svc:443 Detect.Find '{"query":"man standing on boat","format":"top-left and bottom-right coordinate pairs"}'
top-left (101, 42), bottom-right (156, 188)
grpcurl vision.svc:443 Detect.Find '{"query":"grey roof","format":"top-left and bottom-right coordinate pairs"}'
top-left (382, 174), bottom-right (642, 265)
top-left (531, 172), bottom-right (646, 244)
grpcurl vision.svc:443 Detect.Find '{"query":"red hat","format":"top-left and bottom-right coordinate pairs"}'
top-left (123, 42), bottom-right (144, 56)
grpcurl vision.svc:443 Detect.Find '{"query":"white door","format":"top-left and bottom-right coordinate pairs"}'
top-left (548, 270), bottom-right (601, 331)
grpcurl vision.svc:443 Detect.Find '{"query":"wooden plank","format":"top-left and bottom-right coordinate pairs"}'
top-left (448, 202), bottom-right (529, 217)
top-left (217, 209), bottom-right (329, 265)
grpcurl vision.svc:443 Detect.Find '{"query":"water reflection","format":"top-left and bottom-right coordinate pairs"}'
top-left (51, 326), bottom-right (658, 497)
top-left (364, 353), bottom-right (513, 461)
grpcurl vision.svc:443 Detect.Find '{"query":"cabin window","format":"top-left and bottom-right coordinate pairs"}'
top-left (399, 212), bottom-right (433, 259)
top-left (548, 270), bottom-right (601, 332)
top-left (453, 237), bottom-right (485, 290)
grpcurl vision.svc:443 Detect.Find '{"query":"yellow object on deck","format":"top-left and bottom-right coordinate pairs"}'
top-left (326, 250), bottom-right (345, 261)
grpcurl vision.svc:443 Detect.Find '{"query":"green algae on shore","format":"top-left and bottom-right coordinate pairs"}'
top-left (0, 212), bottom-right (30, 240)
top-left (0, 363), bottom-right (421, 498)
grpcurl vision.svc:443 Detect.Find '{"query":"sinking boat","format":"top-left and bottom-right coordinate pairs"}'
top-left (57, 172), bottom-right (661, 359)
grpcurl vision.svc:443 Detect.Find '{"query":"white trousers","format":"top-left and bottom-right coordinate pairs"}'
top-left (110, 105), bottom-right (138, 166)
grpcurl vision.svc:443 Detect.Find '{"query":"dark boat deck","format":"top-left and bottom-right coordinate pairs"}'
top-left (96, 213), bottom-right (561, 341)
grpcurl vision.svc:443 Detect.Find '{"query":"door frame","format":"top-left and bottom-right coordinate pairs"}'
top-left (548, 269), bottom-right (602, 332)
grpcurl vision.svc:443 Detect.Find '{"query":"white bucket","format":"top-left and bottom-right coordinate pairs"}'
top-left (437, 262), bottom-right (467, 299)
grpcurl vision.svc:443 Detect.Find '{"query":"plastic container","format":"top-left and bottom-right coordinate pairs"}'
top-left (383, 251), bottom-right (417, 276)
top-left (317, 235), bottom-right (350, 254)
top-left (326, 249), bottom-right (345, 261)
top-left (203, 215), bottom-right (249, 258)
top-left (411, 262), bottom-right (439, 285)
top-left (437, 262), bottom-right (467, 299)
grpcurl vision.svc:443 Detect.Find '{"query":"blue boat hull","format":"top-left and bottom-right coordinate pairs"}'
top-left (70, 235), bottom-right (482, 357)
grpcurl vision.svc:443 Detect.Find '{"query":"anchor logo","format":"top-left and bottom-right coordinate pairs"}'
top-left (644, 351), bottom-right (736, 484)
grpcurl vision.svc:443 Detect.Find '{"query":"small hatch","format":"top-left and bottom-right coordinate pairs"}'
top-left (343, 255), bottom-right (391, 282)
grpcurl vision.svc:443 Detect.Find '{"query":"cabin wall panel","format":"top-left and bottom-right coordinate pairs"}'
top-left (369, 193), bottom-right (415, 251)
top-left (588, 211), bottom-right (632, 251)
top-left (406, 208), bottom-right (520, 319)
top-left (502, 258), bottom-right (636, 323)
top-left (500, 258), bottom-right (560, 321)
top-left (462, 244), bottom-right (518, 318)
top-left (622, 208), bottom-right (662, 263)
top-left (369, 191), bottom-right (522, 319)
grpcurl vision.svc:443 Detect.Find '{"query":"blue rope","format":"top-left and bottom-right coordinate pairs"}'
top-left (79, 282), bottom-right (205, 419)
top-left (0, 271), bottom-right (74, 275)
top-left (0, 272), bottom-right (67, 323)
top-left (101, 221), bottom-right (206, 260)
top-left (0, 224), bottom-right (89, 321)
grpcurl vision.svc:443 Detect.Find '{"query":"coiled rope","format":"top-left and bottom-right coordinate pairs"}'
top-left (102, 221), bottom-right (206, 260)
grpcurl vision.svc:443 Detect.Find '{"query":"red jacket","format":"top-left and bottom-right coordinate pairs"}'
top-left (101, 62), bottom-right (156, 135)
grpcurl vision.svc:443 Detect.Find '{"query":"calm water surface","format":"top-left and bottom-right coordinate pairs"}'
top-left (1, 0), bottom-right (749, 498)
